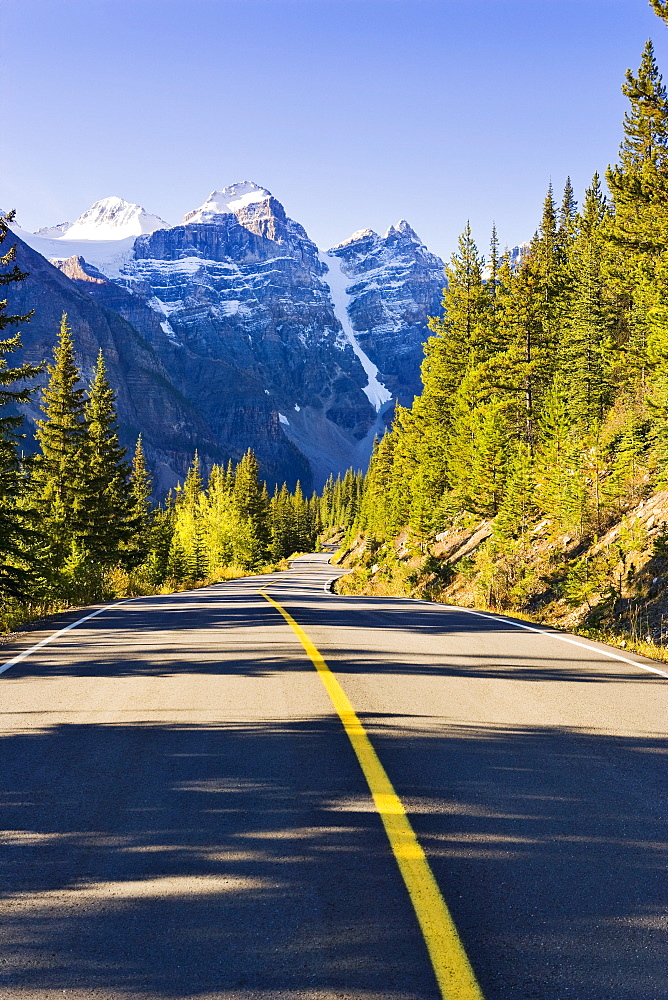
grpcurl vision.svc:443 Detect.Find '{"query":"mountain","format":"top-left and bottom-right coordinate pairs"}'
top-left (183, 181), bottom-right (274, 223)
top-left (105, 182), bottom-right (381, 488)
top-left (8, 183), bottom-right (446, 490)
top-left (61, 196), bottom-right (169, 240)
top-left (325, 220), bottom-right (446, 406)
top-left (4, 235), bottom-right (223, 493)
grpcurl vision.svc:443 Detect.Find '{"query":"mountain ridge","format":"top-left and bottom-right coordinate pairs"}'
top-left (7, 183), bottom-right (447, 490)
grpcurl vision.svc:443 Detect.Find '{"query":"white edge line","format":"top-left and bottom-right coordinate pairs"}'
top-left (9, 559), bottom-right (663, 683)
top-left (430, 604), bottom-right (668, 680)
top-left (0, 596), bottom-right (148, 677)
top-left (0, 569), bottom-right (300, 677)
top-left (321, 566), bottom-right (668, 681)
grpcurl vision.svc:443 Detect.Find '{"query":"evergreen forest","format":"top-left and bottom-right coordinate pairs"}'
top-left (5, 2), bottom-right (668, 658)
top-left (335, 8), bottom-right (668, 656)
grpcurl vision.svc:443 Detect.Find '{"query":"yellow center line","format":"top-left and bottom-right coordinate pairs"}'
top-left (259, 588), bottom-right (484, 1000)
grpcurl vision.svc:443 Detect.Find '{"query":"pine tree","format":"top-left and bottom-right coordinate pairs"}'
top-left (606, 418), bottom-right (648, 513)
top-left (189, 517), bottom-right (208, 580)
top-left (145, 505), bottom-right (173, 585)
top-left (394, 225), bottom-right (493, 517)
top-left (408, 466), bottom-right (437, 546)
top-left (0, 212), bottom-right (42, 598)
top-left (204, 462), bottom-right (236, 568)
top-left (172, 451), bottom-right (205, 575)
top-left (487, 225), bottom-right (501, 339)
top-left (32, 314), bottom-right (90, 574)
top-left (359, 432), bottom-right (394, 538)
top-left (535, 378), bottom-right (587, 534)
top-left (494, 442), bottom-right (535, 542)
top-left (126, 435), bottom-right (153, 566)
top-left (605, 42), bottom-right (668, 390)
top-left (468, 400), bottom-right (509, 517)
top-left (608, 40), bottom-right (668, 211)
top-left (131, 435), bottom-right (152, 523)
top-left (559, 176), bottom-right (578, 235)
top-left (270, 483), bottom-right (292, 559)
top-left (232, 448), bottom-right (269, 567)
top-left (423, 223), bottom-right (489, 406)
top-left (167, 534), bottom-right (189, 582)
top-left (494, 187), bottom-right (570, 449)
top-left (82, 350), bottom-right (134, 565)
top-left (561, 174), bottom-right (611, 431)
top-left (183, 450), bottom-right (203, 509)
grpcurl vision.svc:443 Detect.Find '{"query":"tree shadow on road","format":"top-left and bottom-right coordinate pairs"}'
top-left (0, 715), bottom-right (665, 999)
top-left (2, 589), bottom-right (662, 683)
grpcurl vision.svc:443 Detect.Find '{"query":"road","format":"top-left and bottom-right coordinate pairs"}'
top-left (0, 553), bottom-right (666, 1000)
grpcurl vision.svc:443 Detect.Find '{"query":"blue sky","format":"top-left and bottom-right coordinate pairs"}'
top-left (3, 0), bottom-right (665, 260)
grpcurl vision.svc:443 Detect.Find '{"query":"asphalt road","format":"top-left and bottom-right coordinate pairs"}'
top-left (0, 553), bottom-right (666, 1000)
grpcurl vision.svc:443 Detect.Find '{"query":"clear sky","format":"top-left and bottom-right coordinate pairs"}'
top-left (2, 0), bottom-right (666, 260)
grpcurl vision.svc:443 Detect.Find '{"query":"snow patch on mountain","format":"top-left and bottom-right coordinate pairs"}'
top-left (147, 297), bottom-right (181, 344)
top-left (34, 222), bottom-right (71, 238)
top-left (333, 228), bottom-right (378, 248)
top-left (183, 182), bottom-right (272, 224)
top-left (319, 250), bottom-right (392, 412)
top-left (10, 197), bottom-right (167, 278)
top-left (8, 220), bottom-right (137, 279)
top-left (482, 242), bottom-right (531, 280)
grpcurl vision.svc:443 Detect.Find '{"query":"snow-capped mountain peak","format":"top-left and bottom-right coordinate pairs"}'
top-left (385, 219), bottom-right (420, 241)
top-left (183, 182), bottom-right (272, 224)
top-left (333, 221), bottom-right (421, 250)
top-left (332, 228), bottom-right (378, 249)
top-left (62, 197), bottom-right (168, 241)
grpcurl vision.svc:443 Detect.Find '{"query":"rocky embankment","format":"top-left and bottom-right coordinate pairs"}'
top-left (335, 490), bottom-right (668, 661)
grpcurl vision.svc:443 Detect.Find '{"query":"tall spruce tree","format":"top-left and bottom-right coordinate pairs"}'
top-left (561, 174), bottom-right (611, 431)
top-left (608, 40), bottom-right (668, 211)
top-left (232, 448), bottom-right (269, 567)
top-left (404, 224), bottom-right (491, 506)
top-left (423, 223), bottom-right (489, 404)
top-left (605, 42), bottom-right (668, 390)
top-left (128, 435), bottom-right (153, 564)
top-left (0, 212), bottom-right (42, 598)
top-left (559, 177), bottom-right (578, 234)
top-left (32, 314), bottom-right (90, 574)
top-left (83, 350), bottom-right (135, 565)
top-left (270, 483), bottom-right (292, 559)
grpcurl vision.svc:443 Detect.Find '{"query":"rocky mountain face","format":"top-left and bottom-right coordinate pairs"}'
top-left (8, 183), bottom-right (445, 491)
top-left (5, 237), bottom-right (222, 493)
top-left (325, 221), bottom-right (446, 406)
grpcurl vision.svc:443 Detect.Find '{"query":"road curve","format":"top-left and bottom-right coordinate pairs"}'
top-left (0, 553), bottom-right (665, 1000)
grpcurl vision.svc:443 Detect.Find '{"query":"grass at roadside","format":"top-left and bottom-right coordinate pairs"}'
top-left (0, 559), bottom-right (291, 641)
top-left (334, 551), bottom-right (668, 666)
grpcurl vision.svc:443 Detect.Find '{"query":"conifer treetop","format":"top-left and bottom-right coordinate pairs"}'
top-left (0, 213), bottom-right (41, 419)
top-left (607, 40), bottom-right (668, 206)
top-left (650, 0), bottom-right (668, 26)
